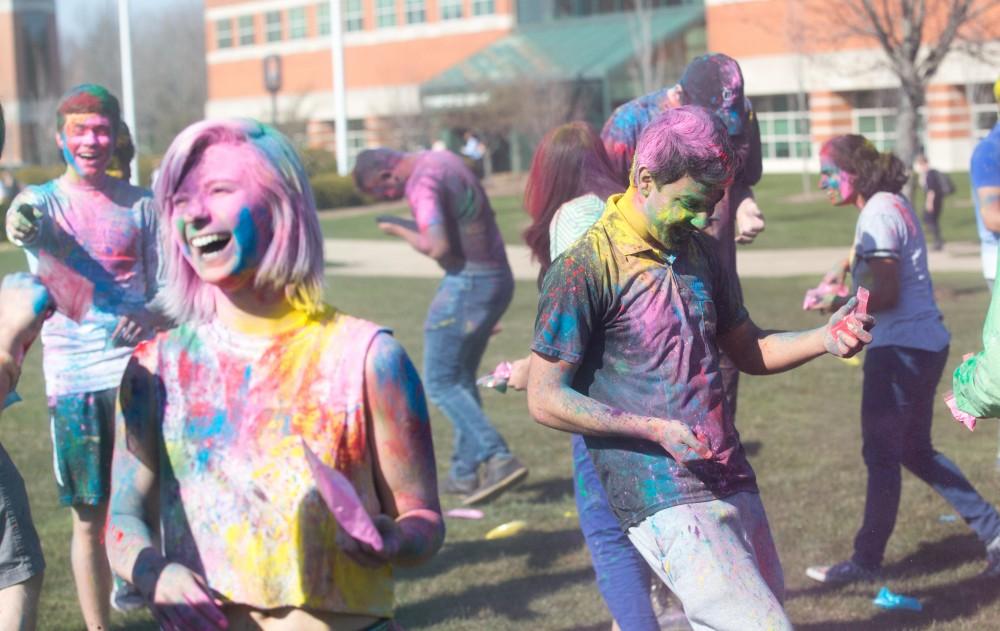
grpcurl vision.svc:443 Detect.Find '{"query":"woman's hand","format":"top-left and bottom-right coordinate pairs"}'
top-left (146, 563), bottom-right (228, 631)
top-left (336, 514), bottom-right (403, 568)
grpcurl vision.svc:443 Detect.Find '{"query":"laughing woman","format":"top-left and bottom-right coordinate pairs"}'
top-left (107, 119), bottom-right (443, 631)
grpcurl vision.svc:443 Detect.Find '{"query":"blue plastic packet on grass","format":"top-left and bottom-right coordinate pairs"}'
top-left (2, 391), bottom-right (21, 410)
top-left (873, 586), bottom-right (922, 611)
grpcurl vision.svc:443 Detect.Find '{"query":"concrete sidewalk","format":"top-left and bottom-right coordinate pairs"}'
top-left (324, 239), bottom-right (984, 280)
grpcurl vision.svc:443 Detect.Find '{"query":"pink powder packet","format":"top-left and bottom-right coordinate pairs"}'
top-left (829, 286), bottom-right (869, 339)
top-left (803, 280), bottom-right (849, 310)
top-left (943, 391), bottom-right (977, 431)
top-left (302, 438), bottom-right (384, 551)
top-left (36, 250), bottom-right (94, 323)
top-left (445, 508), bottom-right (484, 520)
top-left (476, 361), bottom-right (513, 393)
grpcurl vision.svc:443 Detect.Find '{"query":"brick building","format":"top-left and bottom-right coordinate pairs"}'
top-left (203, 0), bottom-right (704, 170)
top-left (706, 0), bottom-right (1000, 172)
top-left (0, 0), bottom-right (61, 165)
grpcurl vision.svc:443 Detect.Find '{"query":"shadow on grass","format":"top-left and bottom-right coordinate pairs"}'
top-left (791, 534), bottom-right (1000, 629)
top-left (397, 565), bottom-right (595, 627)
top-left (515, 477), bottom-right (573, 503)
top-left (796, 572), bottom-right (1000, 630)
top-left (397, 527), bottom-right (593, 625)
top-left (788, 534), bottom-right (984, 601)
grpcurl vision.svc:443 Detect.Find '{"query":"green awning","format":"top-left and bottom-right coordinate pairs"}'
top-left (422, 5), bottom-right (705, 94)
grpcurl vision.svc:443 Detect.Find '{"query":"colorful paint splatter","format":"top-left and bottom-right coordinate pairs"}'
top-left (849, 192), bottom-right (948, 351)
top-left (6, 176), bottom-right (159, 395)
top-left (121, 309), bottom-right (395, 614)
top-left (406, 151), bottom-right (507, 269)
top-left (531, 192), bottom-right (756, 528)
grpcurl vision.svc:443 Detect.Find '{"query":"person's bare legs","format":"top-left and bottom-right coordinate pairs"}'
top-left (0, 573), bottom-right (43, 631)
top-left (71, 503), bottom-right (110, 630)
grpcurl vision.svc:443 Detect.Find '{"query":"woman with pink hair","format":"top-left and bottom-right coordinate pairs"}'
top-left (107, 119), bottom-right (443, 630)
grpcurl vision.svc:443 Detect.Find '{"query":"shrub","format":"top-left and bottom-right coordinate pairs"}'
top-left (14, 164), bottom-right (64, 186)
top-left (299, 148), bottom-right (339, 177)
top-left (309, 172), bottom-right (365, 210)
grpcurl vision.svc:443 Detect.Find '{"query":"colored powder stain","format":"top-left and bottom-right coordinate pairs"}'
top-left (176, 217), bottom-right (190, 255)
top-left (60, 134), bottom-right (82, 178)
top-left (232, 207), bottom-right (259, 274)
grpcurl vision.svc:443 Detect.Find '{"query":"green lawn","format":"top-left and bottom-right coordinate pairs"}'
top-left (320, 173), bottom-right (982, 250)
top-left (3, 232), bottom-right (1000, 628)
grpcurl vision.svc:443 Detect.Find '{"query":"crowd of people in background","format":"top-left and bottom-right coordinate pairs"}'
top-left (0, 54), bottom-right (998, 631)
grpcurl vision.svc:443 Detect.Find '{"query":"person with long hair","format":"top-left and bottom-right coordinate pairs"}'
top-left (107, 119), bottom-right (444, 630)
top-left (517, 122), bottom-right (659, 630)
top-left (805, 134), bottom-right (1000, 585)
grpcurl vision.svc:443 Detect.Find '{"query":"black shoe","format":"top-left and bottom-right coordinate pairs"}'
top-left (463, 455), bottom-right (528, 505)
top-left (441, 474), bottom-right (478, 496)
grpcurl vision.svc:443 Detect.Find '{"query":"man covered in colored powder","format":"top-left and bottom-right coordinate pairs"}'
top-left (353, 148), bottom-right (528, 505)
top-left (527, 107), bottom-right (874, 630)
top-left (968, 77), bottom-right (1000, 470)
top-left (602, 53), bottom-right (764, 426)
top-left (0, 103), bottom-right (49, 631)
top-left (4, 84), bottom-right (167, 630)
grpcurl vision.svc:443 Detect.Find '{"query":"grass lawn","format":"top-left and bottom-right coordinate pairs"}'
top-left (319, 173), bottom-right (982, 251)
top-left (3, 229), bottom-right (999, 629)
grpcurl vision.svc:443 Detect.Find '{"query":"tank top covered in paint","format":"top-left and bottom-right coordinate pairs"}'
top-left (138, 309), bottom-right (393, 616)
top-left (405, 151), bottom-right (509, 271)
top-left (850, 192), bottom-right (949, 351)
top-left (8, 176), bottom-right (159, 396)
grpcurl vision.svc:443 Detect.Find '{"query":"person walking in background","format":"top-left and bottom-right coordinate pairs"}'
top-left (805, 134), bottom-right (1000, 585)
top-left (913, 152), bottom-right (949, 251)
top-left (353, 147), bottom-right (528, 506)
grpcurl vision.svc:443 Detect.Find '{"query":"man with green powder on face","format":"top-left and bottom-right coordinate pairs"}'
top-left (528, 106), bottom-right (875, 630)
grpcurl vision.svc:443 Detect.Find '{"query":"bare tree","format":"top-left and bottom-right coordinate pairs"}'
top-left (813, 0), bottom-right (1000, 167)
top-left (60, 0), bottom-right (206, 155)
top-left (626, 0), bottom-right (676, 96)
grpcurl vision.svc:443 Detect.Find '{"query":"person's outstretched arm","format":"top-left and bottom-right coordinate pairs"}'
top-left (109, 354), bottom-right (227, 631)
top-left (337, 333), bottom-right (444, 568)
top-left (376, 173), bottom-right (456, 265)
top-left (719, 298), bottom-right (874, 376)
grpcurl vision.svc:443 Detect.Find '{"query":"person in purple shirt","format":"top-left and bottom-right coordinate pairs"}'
top-left (354, 149), bottom-right (527, 505)
top-left (528, 107), bottom-right (874, 630)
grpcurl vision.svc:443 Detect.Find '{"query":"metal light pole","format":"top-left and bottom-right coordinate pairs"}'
top-left (328, 0), bottom-right (349, 175)
top-left (117, 0), bottom-right (139, 186)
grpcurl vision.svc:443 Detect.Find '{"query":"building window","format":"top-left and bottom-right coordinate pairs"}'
top-left (345, 119), bottom-right (369, 171)
top-left (237, 15), bottom-right (255, 46)
top-left (406, 0), bottom-right (426, 24)
top-left (289, 7), bottom-right (307, 38)
top-left (970, 83), bottom-right (999, 139)
top-left (440, 0), bottom-right (463, 19)
top-left (755, 94), bottom-right (811, 160)
top-left (215, 18), bottom-right (233, 49)
top-left (317, 2), bottom-right (331, 35)
top-left (265, 11), bottom-right (282, 42)
top-left (472, 0), bottom-right (495, 15)
top-left (376, 0), bottom-right (396, 27)
top-left (845, 90), bottom-right (921, 153)
top-left (345, 0), bottom-right (365, 31)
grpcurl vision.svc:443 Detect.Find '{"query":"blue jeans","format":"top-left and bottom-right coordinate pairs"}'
top-left (853, 345), bottom-right (1000, 569)
top-left (573, 435), bottom-right (657, 630)
top-left (424, 267), bottom-right (513, 481)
